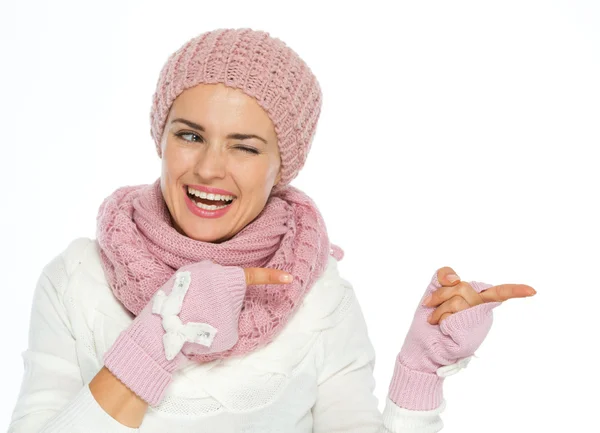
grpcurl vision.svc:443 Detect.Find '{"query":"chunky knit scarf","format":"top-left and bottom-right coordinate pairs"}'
top-left (96, 178), bottom-right (343, 363)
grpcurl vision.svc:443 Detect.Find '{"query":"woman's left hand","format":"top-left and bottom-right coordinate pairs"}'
top-left (423, 266), bottom-right (537, 325)
top-left (389, 266), bottom-right (537, 410)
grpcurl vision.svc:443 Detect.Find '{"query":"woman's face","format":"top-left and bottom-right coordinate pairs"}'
top-left (160, 83), bottom-right (281, 243)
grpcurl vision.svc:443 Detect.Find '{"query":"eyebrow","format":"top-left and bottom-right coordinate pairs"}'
top-left (172, 118), bottom-right (268, 145)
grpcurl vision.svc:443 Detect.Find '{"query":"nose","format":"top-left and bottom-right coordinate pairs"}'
top-left (193, 144), bottom-right (227, 181)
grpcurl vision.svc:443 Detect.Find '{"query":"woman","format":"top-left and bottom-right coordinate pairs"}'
top-left (7, 28), bottom-right (535, 432)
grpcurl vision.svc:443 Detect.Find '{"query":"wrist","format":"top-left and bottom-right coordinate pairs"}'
top-left (89, 367), bottom-right (148, 428)
top-left (388, 355), bottom-right (445, 411)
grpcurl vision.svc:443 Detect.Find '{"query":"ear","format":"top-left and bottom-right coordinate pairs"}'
top-left (159, 129), bottom-right (169, 157)
top-left (155, 130), bottom-right (163, 158)
top-left (274, 166), bottom-right (282, 186)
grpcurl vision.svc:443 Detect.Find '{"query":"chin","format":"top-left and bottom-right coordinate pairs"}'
top-left (183, 228), bottom-right (222, 243)
top-left (179, 222), bottom-right (232, 244)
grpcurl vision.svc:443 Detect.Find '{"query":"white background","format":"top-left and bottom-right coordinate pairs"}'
top-left (1, 0), bottom-right (598, 431)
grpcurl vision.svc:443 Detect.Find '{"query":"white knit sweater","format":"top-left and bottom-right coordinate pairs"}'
top-left (7, 237), bottom-right (454, 432)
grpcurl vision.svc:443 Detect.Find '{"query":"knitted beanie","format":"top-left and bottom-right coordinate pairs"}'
top-left (149, 28), bottom-right (322, 189)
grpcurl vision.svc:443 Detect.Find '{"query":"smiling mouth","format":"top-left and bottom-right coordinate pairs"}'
top-left (185, 186), bottom-right (235, 210)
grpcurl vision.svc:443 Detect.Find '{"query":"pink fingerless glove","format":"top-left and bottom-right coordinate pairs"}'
top-left (103, 260), bottom-right (247, 406)
top-left (388, 269), bottom-right (502, 411)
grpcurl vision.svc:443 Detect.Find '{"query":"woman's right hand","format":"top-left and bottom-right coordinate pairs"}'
top-left (177, 263), bottom-right (294, 357)
top-left (102, 260), bottom-right (292, 407)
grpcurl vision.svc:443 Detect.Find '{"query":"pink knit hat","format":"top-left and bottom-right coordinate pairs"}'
top-left (150, 28), bottom-right (322, 189)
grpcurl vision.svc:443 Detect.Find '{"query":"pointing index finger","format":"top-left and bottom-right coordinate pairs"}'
top-left (479, 284), bottom-right (536, 303)
top-left (244, 267), bottom-right (294, 285)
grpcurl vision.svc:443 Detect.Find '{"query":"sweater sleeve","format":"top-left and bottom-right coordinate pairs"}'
top-left (7, 248), bottom-right (138, 433)
top-left (311, 283), bottom-right (446, 433)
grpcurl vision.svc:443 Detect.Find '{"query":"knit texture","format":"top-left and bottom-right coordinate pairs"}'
top-left (150, 28), bottom-right (322, 191)
top-left (103, 260), bottom-right (247, 406)
top-left (96, 177), bottom-right (344, 364)
top-left (388, 269), bottom-right (502, 410)
top-left (9, 236), bottom-right (449, 432)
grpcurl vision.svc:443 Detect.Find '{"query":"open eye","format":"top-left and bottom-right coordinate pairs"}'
top-left (176, 132), bottom-right (204, 143)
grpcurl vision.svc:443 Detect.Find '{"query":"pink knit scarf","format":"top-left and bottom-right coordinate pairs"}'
top-left (96, 178), bottom-right (343, 363)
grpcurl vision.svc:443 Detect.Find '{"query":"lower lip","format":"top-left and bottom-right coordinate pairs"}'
top-left (183, 187), bottom-right (235, 219)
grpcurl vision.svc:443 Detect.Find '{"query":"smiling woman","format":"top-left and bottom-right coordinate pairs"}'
top-left (159, 83), bottom-right (282, 243)
top-left (7, 27), bottom-right (535, 433)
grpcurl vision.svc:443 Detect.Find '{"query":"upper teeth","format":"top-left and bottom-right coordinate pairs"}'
top-left (187, 186), bottom-right (235, 202)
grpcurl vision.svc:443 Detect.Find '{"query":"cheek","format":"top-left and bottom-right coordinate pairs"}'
top-left (234, 159), bottom-right (278, 197)
top-left (162, 143), bottom-right (193, 178)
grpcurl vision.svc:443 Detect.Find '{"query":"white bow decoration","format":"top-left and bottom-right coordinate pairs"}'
top-left (436, 355), bottom-right (474, 378)
top-left (152, 271), bottom-right (218, 361)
